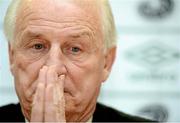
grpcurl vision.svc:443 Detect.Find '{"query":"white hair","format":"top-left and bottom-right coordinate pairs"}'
top-left (4, 0), bottom-right (117, 49)
top-left (3, 0), bottom-right (20, 44)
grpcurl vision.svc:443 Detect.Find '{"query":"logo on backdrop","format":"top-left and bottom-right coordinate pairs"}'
top-left (125, 41), bottom-right (180, 68)
top-left (137, 104), bottom-right (169, 122)
top-left (138, 0), bottom-right (174, 19)
top-left (124, 41), bottom-right (180, 82)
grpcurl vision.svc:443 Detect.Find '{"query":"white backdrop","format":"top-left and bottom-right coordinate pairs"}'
top-left (0, 0), bottom-right (180, 122)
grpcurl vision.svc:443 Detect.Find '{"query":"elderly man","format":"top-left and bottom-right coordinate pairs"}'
top-left (0, 0), bottom-right (153, 122)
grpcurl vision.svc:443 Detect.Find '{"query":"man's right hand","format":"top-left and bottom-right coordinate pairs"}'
top-left (30, 66), bottom-right (66, 122)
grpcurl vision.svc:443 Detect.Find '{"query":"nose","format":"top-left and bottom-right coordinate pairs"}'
top-left (45, 44), bottom-right (67, 75)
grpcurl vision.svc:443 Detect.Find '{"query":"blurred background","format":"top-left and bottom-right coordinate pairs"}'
top-left (0, 0), bottom-right (180, 122)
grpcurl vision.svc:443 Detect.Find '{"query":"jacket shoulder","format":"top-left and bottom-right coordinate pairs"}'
top-left (93, 103), bottom-right (154, 122)
top-left (0, 103), bottom-right (25, 122)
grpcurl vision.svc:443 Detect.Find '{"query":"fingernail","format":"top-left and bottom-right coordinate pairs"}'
top-left (43, 65), bottom-right (48, 69)
top-left (40, 66), bottom-right (47, 71)
top-left (59, 74), bottom-right (65, 80)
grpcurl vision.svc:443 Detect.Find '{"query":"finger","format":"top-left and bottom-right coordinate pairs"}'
top-left (44, 67), bottom-right (66, 122)
top-left (30, 66), bottom-right (47, 122)
top-left (56, 75), bottom-right (66, 121)
top-left (44, 67), bottom-right (56, 121)
top-left (56, 75), bottom-right (65, 106)
top-left (30, 82), bottom-right (45, 122)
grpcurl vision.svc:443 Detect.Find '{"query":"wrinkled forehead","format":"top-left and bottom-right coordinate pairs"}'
top-left (19, 0), bottom-right (99, 7)
top-left (14, 0), bottom-right (103, 46)
top-left (15, 0), bottom-right (102, 33)
top-left (17, 0), bottom-right (101, 18)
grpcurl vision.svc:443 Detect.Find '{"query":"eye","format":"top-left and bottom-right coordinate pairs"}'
top-left (71, 47), bottom-right (81, 53)
top-left (63, 43), bottom-right (85, 60)
top-left (33, 43), bottom-right (45, 50)
top-left (63, 46), bottom-right (83, 56)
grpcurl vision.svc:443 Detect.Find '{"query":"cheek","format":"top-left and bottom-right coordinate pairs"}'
top-left (13, 53), bottom-right (45, 98)
top-left (66, 56), bottom-right (104, 96)
top-left (65, 59), bottom-right (104, 114)
top-left (12, 53), bottom-right (47, 118)
top-left (14, 54), bottom-right (44, 80)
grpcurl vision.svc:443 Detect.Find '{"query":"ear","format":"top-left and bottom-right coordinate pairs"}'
top-left (101, 46), bottom-right (116, 82)
top-left (8, 42), bottom-right (15, 75)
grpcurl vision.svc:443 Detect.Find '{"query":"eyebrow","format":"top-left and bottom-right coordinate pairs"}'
top-left (21, 26), bottom-right (95, 42)
top-left (23, 30), bottom-right (43, 38)
top-left (68, 31), bottom-right (93, 39)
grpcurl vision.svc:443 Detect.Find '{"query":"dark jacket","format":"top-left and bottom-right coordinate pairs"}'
top-left (0, 103), bottom-right (153, 122)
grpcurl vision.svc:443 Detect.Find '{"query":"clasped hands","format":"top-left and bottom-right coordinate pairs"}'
top-left (30, 66), bottom-right (66, 122)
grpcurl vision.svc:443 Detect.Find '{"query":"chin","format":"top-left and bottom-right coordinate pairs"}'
top-left (64, 95), bottom-right (95, 122)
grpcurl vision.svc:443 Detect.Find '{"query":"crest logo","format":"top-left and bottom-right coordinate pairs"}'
top-left (138, 0), bottom-right (174, 19)
top-left (137, 104), bottom-right (169, 122)
top-left (125, 41), bottom-right (180, 69)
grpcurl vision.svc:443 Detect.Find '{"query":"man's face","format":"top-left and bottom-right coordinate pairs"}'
top-left (9, 0), bottom-right (115, 121)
